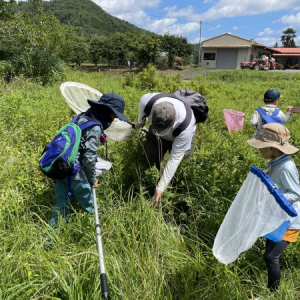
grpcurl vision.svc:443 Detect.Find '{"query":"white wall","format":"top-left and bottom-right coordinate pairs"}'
top-left (201, 49), bottom-right (217, 68)
top-left (237, 48), bottom-right (250, 68)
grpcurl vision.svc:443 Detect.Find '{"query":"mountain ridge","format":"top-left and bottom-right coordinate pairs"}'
top-left (15, 0), bottom-right (150, 37)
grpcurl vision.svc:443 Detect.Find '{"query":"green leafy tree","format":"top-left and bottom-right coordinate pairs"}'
top-left (63, 34), bottom-right (89, 66)
top-left (105, 33), bottom-right (127, 66)
top-left (0, 1), bottom-right (75, 83)
top-left (89, 35), bottom-right (103, 66)
top-left (161, 33), bottom-right (193, 68)
top-left (135, 34), bottom-right (161, 66)
top-left (281, 28), bottom-right (297, 47)
top-left (0, 0), bottom-right (16, 20)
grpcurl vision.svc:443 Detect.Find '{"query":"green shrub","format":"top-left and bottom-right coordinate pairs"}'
top-left (1, 49), bottom-right (65, 85)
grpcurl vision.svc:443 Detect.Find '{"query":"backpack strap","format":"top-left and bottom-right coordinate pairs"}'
top-left (255, 107), bottom-right (267, 116)
top-left (272, 108), bottom-right (280, 117)
top-left (173, 102), bottom-right (192, 137)
top-left (71, 113), bottom-right (103, 131)
top-left (144, 93), bottom-right (177, 116)
top-left (144, 93), bottom-right (193, 137)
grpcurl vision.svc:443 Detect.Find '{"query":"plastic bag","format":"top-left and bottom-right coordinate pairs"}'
top-left (95, 156), bottom-right (112, 177)
top-left (213, 166), bottom-right (297, 264)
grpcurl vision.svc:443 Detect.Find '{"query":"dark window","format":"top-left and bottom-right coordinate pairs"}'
top-left (203, 53), bottom-right (216, 60)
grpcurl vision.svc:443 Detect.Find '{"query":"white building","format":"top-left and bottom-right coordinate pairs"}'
top-left (201, 33), bottom-right (274, 69)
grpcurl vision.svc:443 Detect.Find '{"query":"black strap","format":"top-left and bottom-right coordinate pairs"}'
top-left (144, 93), bottom-right (193, 137)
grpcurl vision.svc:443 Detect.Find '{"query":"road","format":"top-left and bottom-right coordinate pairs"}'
top-left (182, 69), bottom-right (300, 80)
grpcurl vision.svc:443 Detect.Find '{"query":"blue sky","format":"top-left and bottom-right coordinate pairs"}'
top-left (93, 0), bottom-right (300, 47)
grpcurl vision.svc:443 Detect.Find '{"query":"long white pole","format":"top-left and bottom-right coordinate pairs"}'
top-left (93, 188), bottom-right (109, 299)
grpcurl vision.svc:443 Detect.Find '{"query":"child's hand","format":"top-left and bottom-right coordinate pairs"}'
top-left (93, 180), bottom-right (98, 188)
top-left (286, 106), bottom-right (293, 111)
top-left (134, 122), bottom-right (145, 129)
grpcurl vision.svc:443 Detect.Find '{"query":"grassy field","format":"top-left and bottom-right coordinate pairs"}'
top-left (1, 68), bottom-right (300, 299)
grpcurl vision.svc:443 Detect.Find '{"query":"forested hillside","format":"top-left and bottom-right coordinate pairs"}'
top-left (1, 1), bottom-right (194, 84)
top-left (15, 0), bottom-right (147, 37)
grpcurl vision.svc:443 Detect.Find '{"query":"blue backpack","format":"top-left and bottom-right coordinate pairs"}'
top-left (256, 107), bottom-right (284, 125)
top-left (39, 114), bottom-right (103, 180)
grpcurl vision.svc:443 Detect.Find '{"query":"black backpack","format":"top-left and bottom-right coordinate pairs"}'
top-left (144, 89), bottom-right (208, 136)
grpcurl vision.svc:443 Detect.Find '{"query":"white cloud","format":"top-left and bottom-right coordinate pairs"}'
top-left (163, 22), bottom-right (200, 36)
top-left (258, 27), bottom-right (275, 36)
top-left (93, 0), bottom-right (160, 11)
top-left (91, 0), bottom-right (200, 41)
top-left (280, 12), bottom-right (300, 25)
top-left (148, 18), bottom-right (178, 33)
top-left (200, 0), bottom-right (300, 21)
top-left (232, 26), bottom-right (245, 31)
top-left (255, 37), bottom-right (280, 47)
top-left (164, 5), bottom-right (201, 22)
top-left (209, 24), bottom-right (221, 30)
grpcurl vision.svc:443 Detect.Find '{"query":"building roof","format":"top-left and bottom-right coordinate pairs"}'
top-left (202, 33), bottom-right (274, 51)
top-left (271, 48), bottom-right (300, 54)
top-left (203, 33), bottom-right (252, 44)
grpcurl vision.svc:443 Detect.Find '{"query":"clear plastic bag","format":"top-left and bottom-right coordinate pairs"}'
top-left (95, 156), bottom-right (112, 177)
top-left (213, 166), bottom-right (297, 264)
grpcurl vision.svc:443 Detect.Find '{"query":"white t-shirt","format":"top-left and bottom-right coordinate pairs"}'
top-left (138, 93), bottom-right (196, 192)
top-left (250, 104), bottom-right (291, 137)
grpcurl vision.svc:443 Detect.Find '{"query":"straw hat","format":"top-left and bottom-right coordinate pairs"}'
top-left (247, 123), bottom-right (298, 154)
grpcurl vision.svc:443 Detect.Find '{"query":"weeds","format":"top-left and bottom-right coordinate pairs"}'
top-left (1, 68), bottom-right (300, 299)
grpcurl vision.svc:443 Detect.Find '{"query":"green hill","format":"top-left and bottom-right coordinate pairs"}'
top-left (15, 0), bottom-right (148, 37)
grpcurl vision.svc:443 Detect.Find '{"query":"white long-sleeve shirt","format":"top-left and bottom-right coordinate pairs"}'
top-left (250, 104), bottom-right (291, 137)
top-left (138, 93), bottom-right (196, 192)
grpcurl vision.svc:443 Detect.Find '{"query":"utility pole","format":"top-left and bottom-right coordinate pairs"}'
top-left (198, 20), bottom-right (202, 67)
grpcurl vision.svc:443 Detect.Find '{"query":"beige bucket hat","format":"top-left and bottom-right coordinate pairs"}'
top-left (247, 123), bottom-right (299, 154)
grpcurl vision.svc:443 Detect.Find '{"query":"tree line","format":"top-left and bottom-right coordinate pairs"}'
top-left (0, 0), bottom-right (194, 84)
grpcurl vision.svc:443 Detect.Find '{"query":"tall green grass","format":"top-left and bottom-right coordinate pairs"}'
top-left (1, 69), bottom-right (300, 299)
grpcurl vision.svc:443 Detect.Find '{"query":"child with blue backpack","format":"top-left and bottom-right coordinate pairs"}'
top-left (250, 89), bottom-right (292, 137)
top-left (48, 93), bottom-right (128, 229)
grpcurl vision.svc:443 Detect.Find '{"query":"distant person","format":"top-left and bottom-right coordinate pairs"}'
top-left (135, 90), bottom-right (204, 208)
top-left (250, 89), bottom-right (292, 137)
top-left (247, 123), bottom-right (300, 292)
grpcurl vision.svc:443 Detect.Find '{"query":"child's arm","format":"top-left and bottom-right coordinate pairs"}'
top-left (284, 110), bottom-right (292, 123)
top-left (250, 111), bottom-right (259, 126)
top-left (280, 169), bottom-right (300, 204)
top-left (82, 127), bottom-right (101, 185)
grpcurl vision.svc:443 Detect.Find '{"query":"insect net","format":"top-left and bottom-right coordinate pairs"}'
top-left (213, 166), bottom-right (297, 264)
top-left (223, 109), bottom-right (245, 132)
top-left (60, 82), bottom-right (133, 141)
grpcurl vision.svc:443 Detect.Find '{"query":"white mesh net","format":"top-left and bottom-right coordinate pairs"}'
top-left (60, 82), bottom-right (102, 114)
top-left (60, 82), bottom-right (133, 141)
top-left (213, 166), bottom-right (296, 264)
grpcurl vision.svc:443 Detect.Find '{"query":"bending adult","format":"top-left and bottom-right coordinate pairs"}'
top-left (135, 90), bottom-right (200, 208)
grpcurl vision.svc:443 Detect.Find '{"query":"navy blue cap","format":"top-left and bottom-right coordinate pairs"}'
top-left (87, 93), bottom-right (128, 121)
top-left (264, 89), bottom-right (280, 102)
